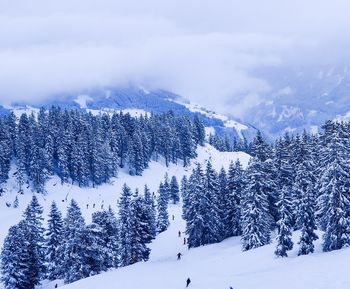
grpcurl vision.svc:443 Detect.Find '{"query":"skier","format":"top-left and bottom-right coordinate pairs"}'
top-left (172, 215), bottom-right (175, 220)
top-left (55, 284), bottom-right (58, 288)
top-left (86, 204), bottom-right (89, 209)
top-left (186, 278), bottom-right (191, 287)
top-left (177, 252), bottom-right (183, 260)
top-left (183, 237), bottom-right (187, 245)
top-left (93, 203), bottom-right (95, 208)
top-left (178, 230), bottom-right (181, 237)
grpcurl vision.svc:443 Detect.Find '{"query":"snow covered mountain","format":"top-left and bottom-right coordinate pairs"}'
top-left (3, 86), bottom-right (257, 141)
top-left (244, 65), bottom-right (350, 137)
top-left (5, 64), bottom-right (350, 141)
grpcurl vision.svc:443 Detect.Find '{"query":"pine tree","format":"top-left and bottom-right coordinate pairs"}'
top-left (250, 130), bottom-right (271, 162)
top-left (57, 130), bottom-right (71, 184)
top-left (317, 124), bottom-right (350, 251)
top-left (241, 157), bottom-right (273, 251)
top-left (118, 184), bottom-right (133, 267)
top-left (217, 167), bottom-right (229, 236)
top-left (60, 199), bottom-right (86, 283)
top-left (170, 176), bottom-right (180, 204)
top-left (178, 117), bottom-right (197, 166)
top-left (128, 130), bottom-right (144, 176)
top-left (1, 221), bottom-right (31, 289)
top-left (157, 182), bottom-right (169, 233)
top-left (163, 173), bottom-right (171, 203)
top-left (80, 223), bottom-right (106, 277)
top-left (92, 208), bottom-right (119, 269)
top-left (22, 195), bottom-right (45, 287)
top-left (193, 114), bottom-right (205, 146)
top-left (0, 120), bottom-right (11, 188)
top-left (143, 185), bottom-right (157, 242)
top-left (46, 201), bottom-right (63, 280)
top-left (29, 144), bottom-right (49, 194)
top-left (297, 187), bottom-right (318, 255)
top-left (185, 163), bottom-right (222, 248)
top-left (226, 160), bottom-right (244, 237)
top-left (185, 165), bottom-right (204, 248)
top-left (70, 135), bottom-right (90, 187)
top-left (130, 190), bottom-right (151, 264)
top-left (274, 186), bottom-right (293, 257)
top-left (292, 133), bottom-right (315, 228)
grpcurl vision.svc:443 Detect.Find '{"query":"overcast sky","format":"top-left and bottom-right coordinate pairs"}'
top-left (0, 0), bottom-right (349, 115)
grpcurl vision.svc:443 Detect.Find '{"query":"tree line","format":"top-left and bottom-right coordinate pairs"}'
top-left (0, 108), bottom-right (205, 193)
top-left (183, 121), bottom-right (350, 257)
top-left (1, 173), bottom-right (181, 289)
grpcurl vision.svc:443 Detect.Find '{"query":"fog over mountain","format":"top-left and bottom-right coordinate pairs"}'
top-left (1, 0), bottom-right (350, 135)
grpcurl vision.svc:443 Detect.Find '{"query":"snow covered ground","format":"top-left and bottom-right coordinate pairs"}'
top-left (0, 144), bottom-right (250, 247)
top-left (51, 204), bottom-right (350, 289)
top-left (1, 143), bottom-right (349, 289)
top-left (175, 101), bottom-right (249, 138)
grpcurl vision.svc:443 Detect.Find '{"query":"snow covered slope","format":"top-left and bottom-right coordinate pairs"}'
top-left (56, 205), bottom-right (350, 289)
top-left (0, 144), bottom-right (250, 247)
top-left (1, 143), bottom-right (349, 289)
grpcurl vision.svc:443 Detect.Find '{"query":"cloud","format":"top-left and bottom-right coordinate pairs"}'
top-left (0, 0), bottom-right (349, 116)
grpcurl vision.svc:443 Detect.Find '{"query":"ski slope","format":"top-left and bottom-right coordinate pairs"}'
top-left (54, 204), bottom-right (350, 289)
top-left (1, 143), bottom-right (349, 289)
top-left (0, 144), bottom-right (250, 246)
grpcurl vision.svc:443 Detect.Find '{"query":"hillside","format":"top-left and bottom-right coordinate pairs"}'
top-left (58, 204), bottom-right (350, 289)
top-left (0, 144), bottom-right (250, 247)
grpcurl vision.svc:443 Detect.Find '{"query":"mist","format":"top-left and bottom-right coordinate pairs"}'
top-left (0, 0), bottom-right (349, 116)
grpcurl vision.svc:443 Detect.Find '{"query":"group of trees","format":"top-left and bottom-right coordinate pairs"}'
top-left (0, 183), bottom-right (161, 288)
top-left (183, 121), bottom-right (350, 257)
top-left (2, 108), bottom-right (350, 288)
top-left (208, 133), bottom-right (250, 153)
top-left (0, 108), bottom-right (205, 193)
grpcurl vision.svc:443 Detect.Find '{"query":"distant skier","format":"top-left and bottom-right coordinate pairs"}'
top-left (101, 204), bottom-right (104, 209)
top-left (55, 284), bottom-right (58, 288)
top-left (172, 215), bottom-right (175, 220)
top-left (86, 204), bottom-right (89, 209)
top-left (178, 230), bottom-right (181, 237)
top-left (186, 278), bottom-right (191, 287)
top-left (183, 237), bottom-right (187, 245)
top-left (93, 203), bottom-right (95, 208)
top-left (177, 252), bottom-right (182, 260)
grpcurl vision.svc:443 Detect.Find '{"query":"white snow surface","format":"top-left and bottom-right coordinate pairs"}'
top-left (57, 208), bottom-right (350, 289)
top-left (1, 144), bottom-right (349, 289)
top-left (174, 100), bottom-right (249, 138)
top-left (86, 108), bottom-right (150, 117)
top-left (0, 144), bottom-right (249, 247)
top-left (5, 105), bottom-right (40, 119)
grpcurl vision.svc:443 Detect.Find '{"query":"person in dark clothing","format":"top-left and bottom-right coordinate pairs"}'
top-left (178, 230), bottom-right (181, 237)
top-left (177, 252), bottom-right (183, 260)
top-left (93, 203), bottom-right (95, 208)
top-left (186, 278), bottom-right (191, 287)
top-left (172, 215), bottom-right (175, 220)
top-left (183, 237), bottom-right (187, 245)
top-left (86, 204), bottom-right (89, 209)
top-left (55, 284), bottom-right (58, 288)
